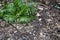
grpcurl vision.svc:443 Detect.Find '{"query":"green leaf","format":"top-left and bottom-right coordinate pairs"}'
top-left (6, 3), bottom-right (16, 13)
top-left (3, 14), bottom-right (16, 23)
top-left (14, 0), bottom-right (23, 7)
top-left (17, 16), bottom-right (31, 23)
top-left (16, 4), bottom-right (27, 16)
top-left (0, 0), bottom-right (37, 24)
top-left (0, 9), bottom-right (5, 18)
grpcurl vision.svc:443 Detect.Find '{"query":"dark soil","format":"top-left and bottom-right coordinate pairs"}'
top-left (0, 0), bottom-right (60, 40)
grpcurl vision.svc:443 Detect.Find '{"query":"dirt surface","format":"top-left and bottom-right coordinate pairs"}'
top-left (0, 0), bottom-right (60, 40)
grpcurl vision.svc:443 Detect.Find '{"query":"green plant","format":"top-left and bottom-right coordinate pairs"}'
top-left (0, 0), bottom-right (37, 23)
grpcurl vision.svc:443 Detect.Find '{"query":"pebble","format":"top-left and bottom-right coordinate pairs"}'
top-left (36, 13), bottom-right (40, 16)
top-left (14, 31), bottom-right (17, 33)
top-left (29, 32), bottom-right (32, 34)
top-left (39, 18), bottom-right (42, 21)
top-left (0, 4), bottom-right (2, 6)
top-left (46, 19), bottom-right (52, 22)
top-left (38, 6), bottom-right (43, 10)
